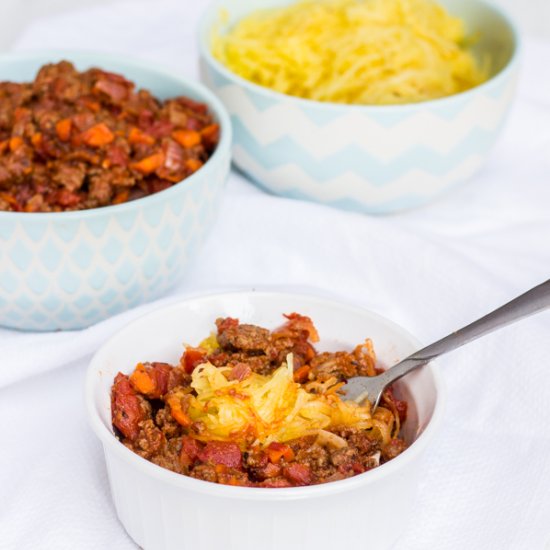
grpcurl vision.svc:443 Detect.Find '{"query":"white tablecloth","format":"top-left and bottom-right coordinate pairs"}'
top-left (1, 2), bottom-right (550, 549)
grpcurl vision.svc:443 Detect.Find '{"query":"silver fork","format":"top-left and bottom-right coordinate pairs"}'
top-left (341, 278), bottom-right (550, 407)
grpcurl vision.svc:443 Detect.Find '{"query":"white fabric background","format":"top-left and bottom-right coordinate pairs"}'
top-left (1, 1), bottom-right (550, 549)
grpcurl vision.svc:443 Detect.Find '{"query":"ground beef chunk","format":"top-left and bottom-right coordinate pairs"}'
top-left (381, 439), bottom-right (407, 462)
top-left (216, 321), bottom-right (271, 353)
top-left (52, 161), bottom-right (86, 191)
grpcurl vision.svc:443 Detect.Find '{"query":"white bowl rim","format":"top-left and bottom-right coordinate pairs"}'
top-left (198, 0), bottom-right (520, 113)
top-left (0, 49), bottom-right (232, 221)
top-left (86, 289), bottom-right (446, 501)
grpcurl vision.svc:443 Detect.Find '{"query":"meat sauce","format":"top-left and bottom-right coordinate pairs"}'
top-left (0, 61), bottom-right (219, 212)
top-left (111, 314), bottom-right (408, 488)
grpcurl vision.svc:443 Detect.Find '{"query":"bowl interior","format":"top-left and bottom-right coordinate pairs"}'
top-left (201, 0), bottom-right (517, 84)
top-left (89, 292), bottom-right (440, 457)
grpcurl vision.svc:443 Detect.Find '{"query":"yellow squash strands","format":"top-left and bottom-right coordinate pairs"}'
top-left (186, 354), bottom-right (373, 446)
top-left (212, 0), bottom-right (488, 105)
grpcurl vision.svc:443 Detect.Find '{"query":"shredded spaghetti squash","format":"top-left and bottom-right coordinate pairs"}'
top-left (212, 0), bottom-right (488, 105)
top-left (186, 354), bottom-right (373, 446)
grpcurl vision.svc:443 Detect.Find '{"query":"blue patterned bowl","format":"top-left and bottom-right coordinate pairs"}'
top-left (199, 0), bottom-right (519, 214)
top-left (0, 52), bottom-right (231, 331)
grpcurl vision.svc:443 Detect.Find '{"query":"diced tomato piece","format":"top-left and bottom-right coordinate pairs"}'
top-left (94, 78), bottom-right (130, 102)
top-left (55, 189), bottom-right (81, 207)
top-left (148, 120), bottom-right (173, 139)
top-left (283, 313), bottom-right (320, 342)
top-left (283, 463), bottom-right (312, 486)
top-left (111, 373), bottom-right (144, 441)
top-left (138, 109), bottom-right (154, 130)
top-left (198, 441), bottom-right (242, 469)
top-left (185, 118), bottom-right (202, 131)
top-left (106, 145), bottom-right (128, 166)
top-left (180, 435), bottom-right (201, 467)
top-left (181, 347), bottom-right (206, 374)
top-left (149, 362), bottom-right (171, 396)
top-left (228, 363), bottom-right (252, 382)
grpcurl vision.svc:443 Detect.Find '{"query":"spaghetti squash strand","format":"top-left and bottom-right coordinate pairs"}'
top-left (186, 354), bottom-right (373, 446)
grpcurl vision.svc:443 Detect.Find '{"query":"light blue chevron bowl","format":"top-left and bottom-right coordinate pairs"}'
top-left (199, 0), bottom-right (519, 214)
top-left (0, 52), bottom-right (231, 332)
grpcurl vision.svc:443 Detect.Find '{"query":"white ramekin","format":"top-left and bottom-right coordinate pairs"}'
top-left (86, 291), bottom-right (445, 550)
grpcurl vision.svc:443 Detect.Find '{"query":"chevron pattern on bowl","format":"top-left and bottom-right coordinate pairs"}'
top-left (0, 52), bottom-right (231, 331)
top-left (199, 0), bottom-right (519, 214)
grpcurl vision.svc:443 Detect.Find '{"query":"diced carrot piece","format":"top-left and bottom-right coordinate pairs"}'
top-left (112, 190), bottom-right (129, 205)
top-left (172, 129), bottom-right (201, 148)
top-left (201, 124), bottom-right (219, 143)
top-left (166, 394), bottom-right (192, 427)
top-left (181, 347), bottom-right (206, 374)
top-left (131, 152), bottom-right (164, 174)
top-left (266, 442), bottom-right (295, 464)
top-left (215, 464), bottom-right (228, 474)
top-left (129, 363), bottom-right (156, 395)
top-left (84, 99), bottom-right (101, 112)
top-left (185, 158), bottom-right (203, 173)
top-left (128, 126), bottom-right (155, 145)
top-left (9, 136), bottom-right (23, 152)
top-left (293, 365), bottom-right (311, 383)
top-left (80, 122), bottom-right (115, 147)
top-left (30, 133), bottom-right (43, 148)
top-left (0, 192), bottom-right (18, 206)
top-left (56, 118), bottom-right (72, 142)
top-left (283, 463), bottom-right (312, 486)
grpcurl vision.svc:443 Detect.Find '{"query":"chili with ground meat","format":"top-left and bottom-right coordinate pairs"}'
top-left (111, 314), bottom-right (408, 487)
top-left (0, 61), bottom-right (219, 212)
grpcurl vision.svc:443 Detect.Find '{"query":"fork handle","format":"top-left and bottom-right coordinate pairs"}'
top-left (381, 278), bottom-right (550, 386)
